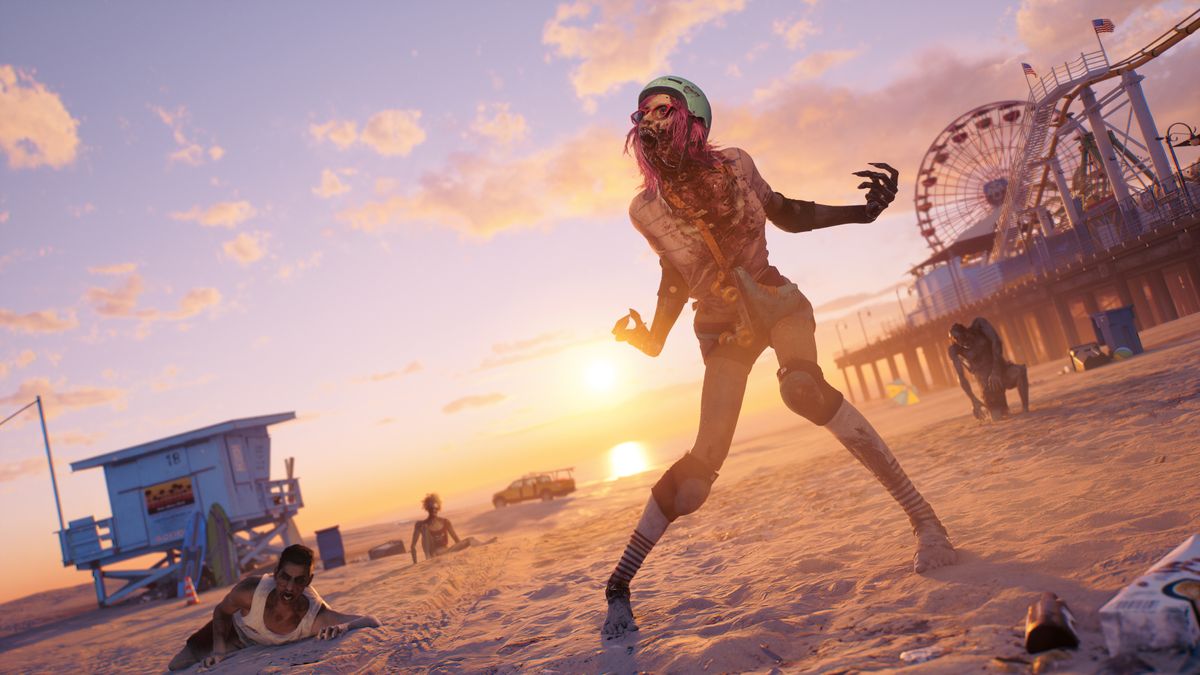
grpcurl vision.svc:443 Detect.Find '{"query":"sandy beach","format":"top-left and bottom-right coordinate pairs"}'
top-left (3, 313), bottom-right (1198, 674)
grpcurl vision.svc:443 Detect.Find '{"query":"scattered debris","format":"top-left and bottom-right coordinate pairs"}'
top-left (1100, 534), bottom-right (1200, 655)
top-left (899, 645), bottom-right (944, 664)
top-left (1025, 592), bottom-right (1079, 653)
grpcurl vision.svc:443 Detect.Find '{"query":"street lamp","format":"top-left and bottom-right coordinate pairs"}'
top-left (1157, 122), bottom-right (1199, 209)
top-left (833, 320), bottom-right (847, 357)
top-left (894, 285), bottom-right (912, 328)
top-left (856, 309), bottom-right (871, 345)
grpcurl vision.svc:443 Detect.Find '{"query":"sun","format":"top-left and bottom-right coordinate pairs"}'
top-left (608, 441), bottom-right (649, 480)
top-left (584, 359), bottom-right (618, 392)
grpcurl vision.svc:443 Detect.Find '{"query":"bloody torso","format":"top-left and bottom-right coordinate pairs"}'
top-left (629, 147), bottom-right (784, 321)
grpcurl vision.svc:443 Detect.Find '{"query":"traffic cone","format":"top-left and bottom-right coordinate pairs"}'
top-left (183, 575), bottom-right (200, 606)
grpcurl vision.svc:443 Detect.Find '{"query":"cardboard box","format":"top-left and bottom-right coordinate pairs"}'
top-left (1099, 534), bottom-right (1200, 655)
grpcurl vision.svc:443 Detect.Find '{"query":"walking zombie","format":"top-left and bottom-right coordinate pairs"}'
top-left (601, 76), bottom-right (957, 639)
top-left (948, 317), bottom-right (1029, 421)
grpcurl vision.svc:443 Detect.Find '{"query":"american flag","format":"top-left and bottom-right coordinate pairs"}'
top-left (1022, 62), bottom-right (1036, 77)
top-left (1093, 18), bottom-right (1116, 34)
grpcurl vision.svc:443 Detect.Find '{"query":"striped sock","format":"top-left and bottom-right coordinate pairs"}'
top-left (824, 401), bottom-right (942, 531)
top-left (611, 530), bottom-right (655, 587)
top-left (607, 496), bottom-right (670, 595)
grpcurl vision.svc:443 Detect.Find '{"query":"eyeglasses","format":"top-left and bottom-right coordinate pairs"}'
top-left (630, 103), bottom-right (676, 125)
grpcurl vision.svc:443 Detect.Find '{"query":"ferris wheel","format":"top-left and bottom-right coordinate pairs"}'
top-left (914, 100), bottom-right (1028, 253)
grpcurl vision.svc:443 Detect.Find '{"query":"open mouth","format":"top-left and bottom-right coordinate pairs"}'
top-left (281, 591), bottom-right (295, 601)
top-left (639, 129), bottom-right (658, 148)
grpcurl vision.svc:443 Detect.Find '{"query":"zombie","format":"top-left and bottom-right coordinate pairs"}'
top-left (602, 75), bottom-right (956, 639)
top-left (167, 545), bottom-right (380, 670)
top-left (948, 317), bottom-right (1029, 421)
top-left (410, 493), bottom-right (489, 563)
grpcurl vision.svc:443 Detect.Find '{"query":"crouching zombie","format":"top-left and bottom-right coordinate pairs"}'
top-left (601, 75), bottom-right (957, 640)
top-left (948, 317), bottom-right (1029, 421)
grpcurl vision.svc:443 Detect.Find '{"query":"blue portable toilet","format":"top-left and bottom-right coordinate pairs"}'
top-left (58, 412), bottom-right (305, 606)
top-left (314, 526), bottom-right (345, 570)
top-left (1090, 306), bottom-right (1143, 355)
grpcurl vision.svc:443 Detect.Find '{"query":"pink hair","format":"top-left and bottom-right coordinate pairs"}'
top-left (625, 97), bottom-right (721, 194)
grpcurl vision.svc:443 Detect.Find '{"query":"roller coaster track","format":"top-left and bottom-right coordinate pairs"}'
top-left (1031, 9), bottom-right (1200, 207)
top-left (993, 9), bottom-right (1200, 259)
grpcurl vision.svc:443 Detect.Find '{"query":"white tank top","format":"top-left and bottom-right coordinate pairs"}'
top-left (232, 574), bottom-right (326, 645)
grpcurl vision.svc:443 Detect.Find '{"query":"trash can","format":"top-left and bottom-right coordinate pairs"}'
top-left (1090, 305), bottom-right (1143, 355)
top-left (314, 526), bottom-right (345, 570)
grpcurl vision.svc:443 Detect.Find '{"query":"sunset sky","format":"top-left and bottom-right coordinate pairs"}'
top-left (2, 1), bottom-right (1197, 603)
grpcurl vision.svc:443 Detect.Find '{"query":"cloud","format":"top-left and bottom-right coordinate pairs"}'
top-left (68, 202), bottom-right (95, 218)
top-left (478, 331), bottom-right (592, 370)
top-left (276, 251), bottom-right (323, 280)
top-left (752, 48), bottom-right (862, 101)
top-left (470, 103), bottom-right (529, 145)
top-left (151, 104), bottom-right (222, 166)
top-left (359, 361), bottom-right (423, 383)
top-left (0, 65), bottom-right (81, 169)
top-left (542, 0), bottom-right (747, 99)
top-left (0, 377), bottom-right (126, 420)
top-left (0, 307), bottom-right (78, 334)
top-left (773, 18), bottom-right (817, 50)
top-left (150, 365), bottom-right (214, 393)
top-left (310, 119), bottom-right (358, 149)
top-left (360, 109), bottom-right (426, 157)
top-left (336, 124), bottom-right (638, 238)
top-left (1015, 0), bottom-right (1185, 64)
top-left (170, 200), bottom-right (257, 228)
top-left (311, 111), bottom-right (427, 157)
top-left (313, 168), bottom-right (353, 198)
top-left (0, 458), bottom-right (45, 484)
top-left (83, 273), bottom-right (221, 321)
top-left (173, 288), bottom-right (221, 319)
top-left (813, 282), bottom-right (907, 316)
top-left (51, 430), bottom-right (102, 447)
top-left (222, 232), bottom-right (268, 265)
top-left (88, 262), bottom-right (137, 276)
top-left (442, 393), bottom-right (506, 414)
top-left (15, 350), bottom-right (36, 368)
top-left (85, 274), bottom-right (145, 317)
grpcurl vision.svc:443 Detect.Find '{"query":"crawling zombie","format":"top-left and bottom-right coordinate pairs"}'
top-left (601, 76), bottom-right (957, 639)
top-left (948, 317), bottom-right (1029, 421)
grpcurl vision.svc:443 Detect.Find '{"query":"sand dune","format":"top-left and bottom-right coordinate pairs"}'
top-left (3, 314), bottom-right (1198, 673)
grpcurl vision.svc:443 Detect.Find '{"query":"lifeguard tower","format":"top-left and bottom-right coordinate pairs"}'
top-left (58, 412), bottom-right (304, 607)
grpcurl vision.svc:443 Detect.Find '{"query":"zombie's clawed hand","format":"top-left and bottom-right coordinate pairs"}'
top-left (852, 162), bottom-right (899, 221)
top-left (612, 308), bottom-right (661, 357)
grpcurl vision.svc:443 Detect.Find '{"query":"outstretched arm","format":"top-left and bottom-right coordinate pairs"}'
top-left (949, 345), bottom-right (983, 416)
top-left (410, 523), bottom-right (422, 564)
top-left (204, 577), bottom-right (256, 666)
top-left (612, 258), bottom-right (687, 357)
top-left (764, 163), bottom-right (899, 232)
top-left (312, 605), bottom-right (382, 641)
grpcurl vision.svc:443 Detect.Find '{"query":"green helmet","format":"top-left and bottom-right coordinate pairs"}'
top-left (638, 75), bottom-right (711, 132)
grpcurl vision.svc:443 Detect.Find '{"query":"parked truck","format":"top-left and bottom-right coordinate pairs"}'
top-left (492, 468), bottom-right (575, 508)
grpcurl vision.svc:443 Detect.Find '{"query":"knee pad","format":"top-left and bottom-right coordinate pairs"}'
top-left (651, 453), bottom-right (718, 522)
top-left (778, 360), bottom-right (844, 426)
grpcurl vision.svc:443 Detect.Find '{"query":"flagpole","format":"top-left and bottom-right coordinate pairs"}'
top-left (1093, 25), bottom-right (1110, 65)
top-left (36, 396), bottom-right (67, 534)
